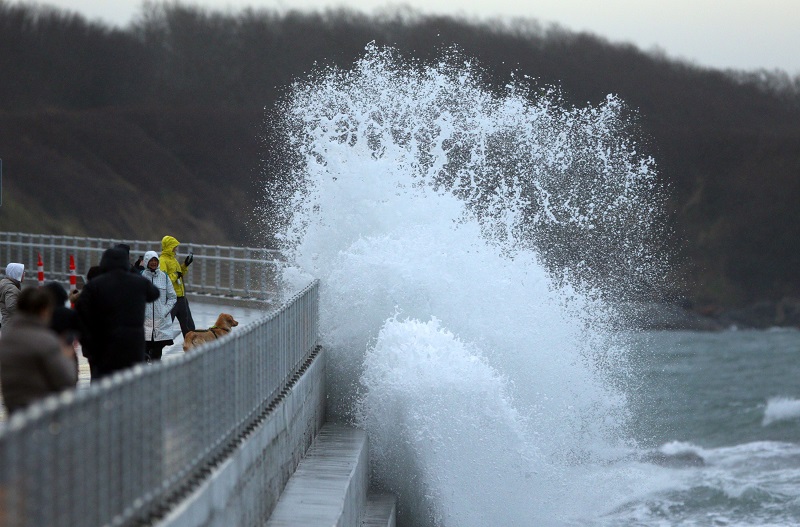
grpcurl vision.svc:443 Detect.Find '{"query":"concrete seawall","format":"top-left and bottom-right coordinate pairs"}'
top-left (157, 342), bottom-right (396, 527)
top-left (159, 346), bottom-right (327, 526)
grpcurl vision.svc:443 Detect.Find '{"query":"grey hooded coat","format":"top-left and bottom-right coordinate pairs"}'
top-left (0, 263), bottom-right (24, 327)
top-left (141, 251), bottom-right (177, 342)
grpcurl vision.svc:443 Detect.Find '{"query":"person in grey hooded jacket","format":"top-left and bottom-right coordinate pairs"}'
top-left (140, 251), bottom-right (177, 361)
top-left (0, 263), bottom-right (24, 328)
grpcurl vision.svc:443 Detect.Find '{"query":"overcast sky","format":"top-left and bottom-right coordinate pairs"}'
top-left (15, 0), bottom-right (800, 75)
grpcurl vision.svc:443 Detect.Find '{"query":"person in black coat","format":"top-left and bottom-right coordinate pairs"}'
top-left (114, 243), bottom-right (145, 273)
top-left (75, 247), bottom-right (160, 381)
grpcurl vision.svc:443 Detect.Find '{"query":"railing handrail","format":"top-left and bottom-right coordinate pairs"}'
top-left (0, 231), bottom-right (283, 256)
top-left (0, 231), bottom-right (286, 301)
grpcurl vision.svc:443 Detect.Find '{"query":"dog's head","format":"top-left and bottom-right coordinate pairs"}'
top-left (216, 313), bottom-right (239, 330)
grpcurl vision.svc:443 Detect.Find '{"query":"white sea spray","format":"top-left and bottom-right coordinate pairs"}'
top-left (267, 44), bottom-right (670, 526)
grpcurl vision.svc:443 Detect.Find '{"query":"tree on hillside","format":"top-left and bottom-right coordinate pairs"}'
top-left (1, 1), bottom-right (800, 305)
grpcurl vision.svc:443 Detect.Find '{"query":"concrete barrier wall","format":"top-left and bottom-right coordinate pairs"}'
top-left (266, 425), bottom-right (369, 527)
top-left (159, 347), bottom-right (327, 526)
top-left (342, 431), bottom-right (369, 527)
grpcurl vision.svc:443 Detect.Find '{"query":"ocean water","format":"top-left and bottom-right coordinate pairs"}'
top-left (265, 45), bottom-right (798, 526)
top-left (620, 329), bottom-right (800, 526)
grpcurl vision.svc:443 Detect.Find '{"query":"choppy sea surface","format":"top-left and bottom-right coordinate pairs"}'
top-left (616, 328), bottom-right (800, 527)
top-left (267, 45), bottom-right (799, 526)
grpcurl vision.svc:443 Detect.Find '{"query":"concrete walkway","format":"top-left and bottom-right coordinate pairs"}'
top-left (266, 424), bottom-right (369, 527)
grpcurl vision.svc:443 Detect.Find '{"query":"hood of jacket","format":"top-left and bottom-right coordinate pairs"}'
top-left (99, 247), bottom-right (130, 272)
top-left (143, 251), bottom-right (160, 269)
top-left (114, 243), bottom-right (131, 259)
top-left (5, 263), bottom-right (24, 281)
top-left (161, 236), bottom-right (180, 254)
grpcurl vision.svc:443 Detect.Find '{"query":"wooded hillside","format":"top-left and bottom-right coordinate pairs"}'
top-left (1, 1), bottom-right (799, 308)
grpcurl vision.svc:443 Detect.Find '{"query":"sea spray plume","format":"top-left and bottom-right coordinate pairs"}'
top-left (268, 44), bottom-right (669, 525)
top-left (273, 44), bottom-right (670, 306)
top-left (516, 92), bottom-right (672, 305)
top-left (429, 76), bottom-right (670, 304)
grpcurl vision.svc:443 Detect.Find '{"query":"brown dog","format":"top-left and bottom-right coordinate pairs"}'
top-left (183, 313), bottom-right (239, 352)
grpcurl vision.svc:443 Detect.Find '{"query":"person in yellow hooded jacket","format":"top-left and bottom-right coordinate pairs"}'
top-left (159, 235), bottom-right (196, 336)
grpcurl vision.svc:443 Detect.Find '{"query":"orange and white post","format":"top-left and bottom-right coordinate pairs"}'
top-left (69, 255), bottom-right (77, 307)
top-left (37, 252), bottom-right (45, 286)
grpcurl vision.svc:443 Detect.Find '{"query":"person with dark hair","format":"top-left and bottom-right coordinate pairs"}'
top-left (140, 251), bottom-right (177, 362)
top-left (43, 281), bottom-right (81, 376)
top-left (0, 262), bottom-right (25, 328)
top-left (75, 247), bottom-right (159, 380)
top-left (0, 287), bottom-right (77, 415)
top-left (160, 235), bottom-right (195, 336)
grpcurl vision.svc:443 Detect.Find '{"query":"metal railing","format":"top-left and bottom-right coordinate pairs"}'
top-left (0, 232), bottom-right (285, 301)
top-left (0, 234), bottom-right (320, 527)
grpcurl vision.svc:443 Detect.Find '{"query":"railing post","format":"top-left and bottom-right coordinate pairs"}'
top-left (245, 248), bottom-right (252, 297)
top-left (215, 245), bottom-right (222, 294)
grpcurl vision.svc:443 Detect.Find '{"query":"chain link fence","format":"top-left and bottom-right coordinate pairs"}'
top-left (0, 233), bottom-right (319, 527)
top-left (0, 232), bottom-right (285, 301)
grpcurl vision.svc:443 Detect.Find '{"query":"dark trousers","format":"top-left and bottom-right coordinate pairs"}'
top-left (145, 340), bottom-right (171, 362)
top-left (88, 357), bottom-right (101, 382)
top-left (171, 296), bottom-right (195, 337)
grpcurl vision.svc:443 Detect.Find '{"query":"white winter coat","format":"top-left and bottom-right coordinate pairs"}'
top-left (141, 251), bottom-right (177, 342)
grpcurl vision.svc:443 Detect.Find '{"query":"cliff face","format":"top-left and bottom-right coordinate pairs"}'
top-left (2, 2), bottom-right (800, 308)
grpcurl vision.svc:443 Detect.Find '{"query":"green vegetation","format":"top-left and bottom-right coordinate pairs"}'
top-left (1, 1), bottom-right (799, 308)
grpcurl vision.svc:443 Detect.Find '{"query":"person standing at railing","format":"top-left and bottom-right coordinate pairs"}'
top-left (0, 287), bottom-right (77, 415)
top-left (75, 247), bottom-right (159, 380)
top-left (43, 281), bottom-right (81, 376)
top-left (141, 251), bottom-right (177, 362)
top-left (160, 235), bottom-right (196, 337)
top-left (0, 263), bottom-right (24, 329)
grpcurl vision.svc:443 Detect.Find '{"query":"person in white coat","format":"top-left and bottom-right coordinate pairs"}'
top-left (141, 251), bottom-right (177, 361)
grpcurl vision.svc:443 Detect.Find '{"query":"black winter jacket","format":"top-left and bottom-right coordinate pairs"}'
top-left (76, 248), bottom-right (159, 379)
